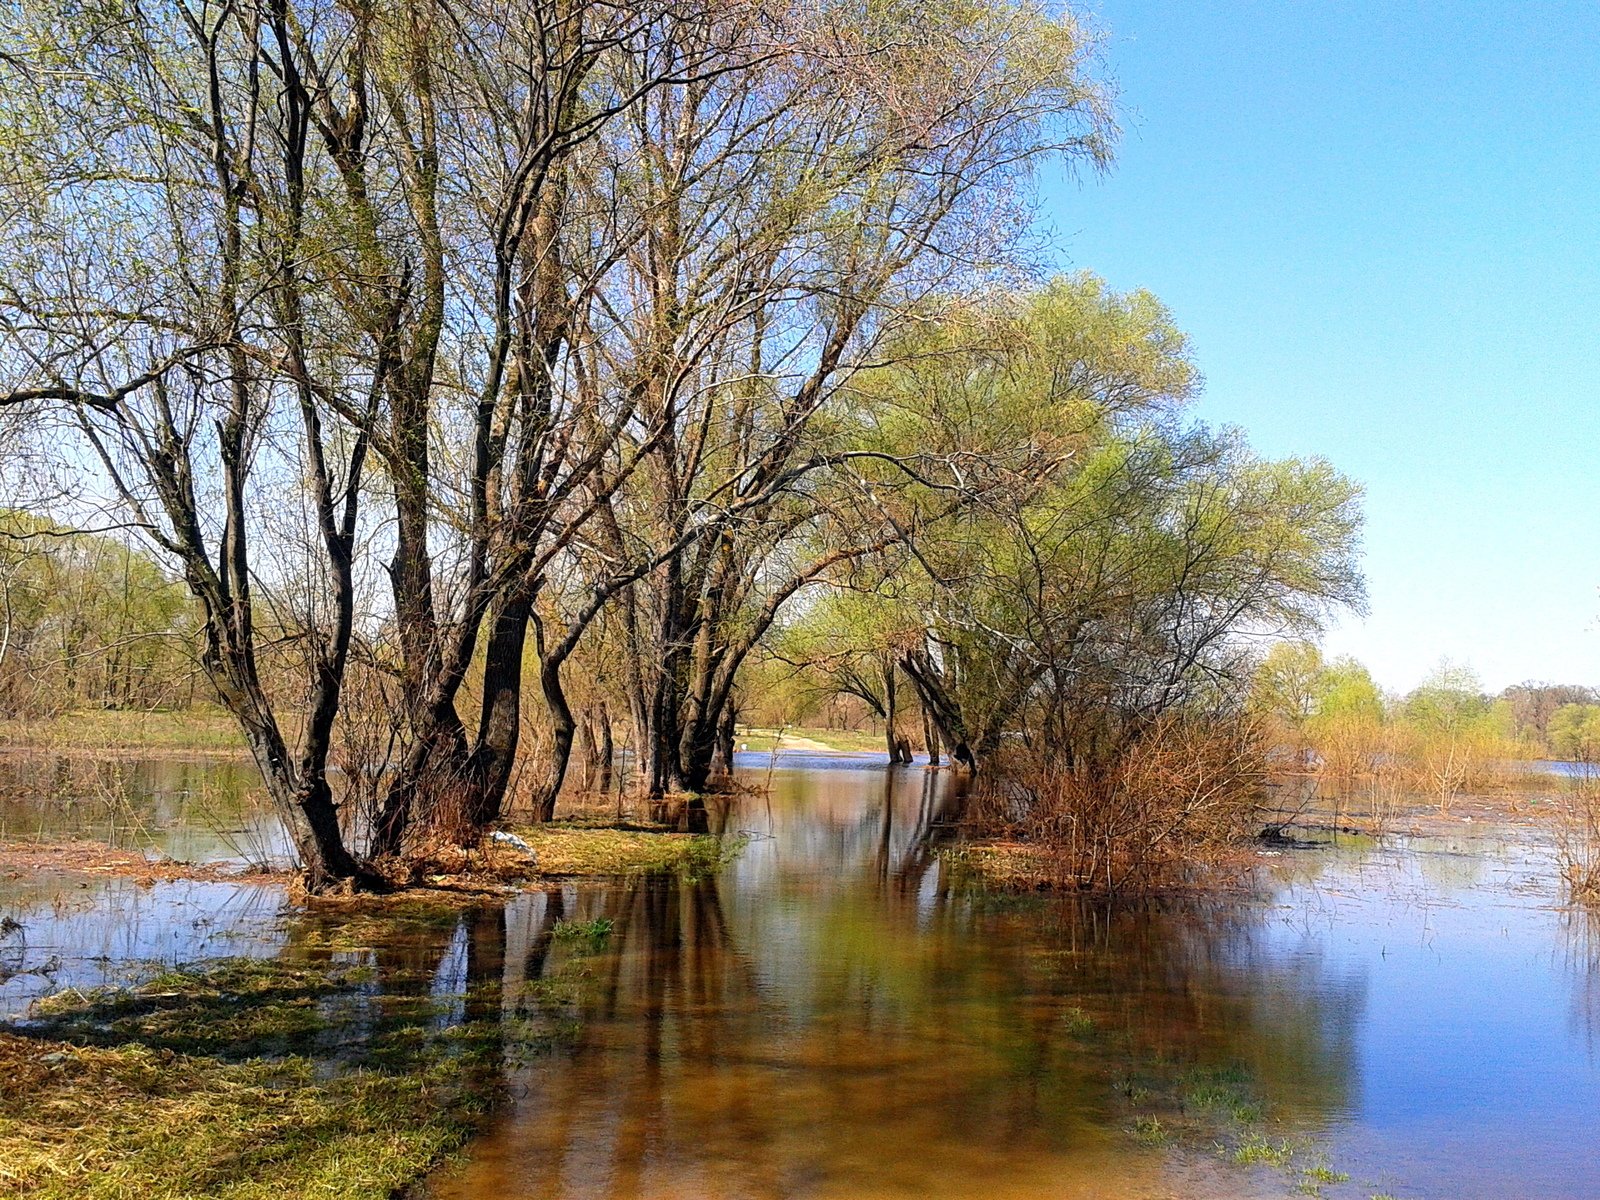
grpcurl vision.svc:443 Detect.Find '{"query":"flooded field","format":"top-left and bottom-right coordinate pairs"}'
top-left (2, 751), bottom-right (1597, 1199)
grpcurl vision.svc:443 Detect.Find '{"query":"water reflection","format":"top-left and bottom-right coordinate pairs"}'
top-left (2, 754), bottom-right (1599, 1199)
top-left (0, 754), bottom-right (287, 866)
top-left (432, 764), bottom-right (1361, 1200)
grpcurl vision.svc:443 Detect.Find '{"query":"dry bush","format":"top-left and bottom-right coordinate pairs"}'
top-left (1306, 714), bottom-right (1406, 829)
top-left (972, 714), bottom-right (1267, 895)
top-left (1399, 725), bottom-right (1519, 810)
top-left (329, 659), bottom-right (405, 855)
top-left (1308, 716), bottom-right (1522, 815)
top-left (1557, 771), bottom-right (1600, 904)
top-left (1309, 712), bottom-right (1386, 797)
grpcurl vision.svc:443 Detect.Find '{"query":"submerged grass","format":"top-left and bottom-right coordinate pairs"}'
top-left (0, 952), bottom-right (533, 1199)
top-left (1111, 1056), bottom-right (1351, 1193)
top-left (551, 916), bottom-right (615, 949)
top-left (0, 1031), bottom-right (485, 1199)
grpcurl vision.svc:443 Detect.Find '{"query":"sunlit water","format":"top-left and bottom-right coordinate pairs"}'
top-left (1, 750), bottom-right (1596, 1199)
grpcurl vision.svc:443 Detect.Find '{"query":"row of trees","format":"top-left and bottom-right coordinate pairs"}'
top-left (0, 0), bottom-right (1123, 886)
top-left (1250, 646), bottom-right (1598, 803)
top-left (0, 0), bottom-right (1363, 889)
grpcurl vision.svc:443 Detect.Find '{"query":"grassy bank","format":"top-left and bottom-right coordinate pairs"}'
top-left (735, 725), bottom-right (889, 753)
top-left (505, 819), bottom-right (741, 879)
top-left (0, 710), bottom-right (246, 755)
top-left (0, 956), bottom-right (506, 1199)
top-left (0, 713), bottom-right (896, 758)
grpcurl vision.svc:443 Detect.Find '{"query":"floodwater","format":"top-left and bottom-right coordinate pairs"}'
top-left (1, 751), bottom-right (1598, 1199)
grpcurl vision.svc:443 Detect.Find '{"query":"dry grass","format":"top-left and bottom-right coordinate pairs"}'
top-left (0, 839), bottom-right (287, 885)
top-left (1557, 774), bottom-right (1600, 904)
top-left (0, 1033), bottom-right (479, 1200)
top-left (735, 726), bottom-right (887, 753)
top-left (1305, 715), bottom-right (1528, 813)
top-left (0, 710), bottom-right (247, 755)
top-left (505, 821), bottom-right (739, 878)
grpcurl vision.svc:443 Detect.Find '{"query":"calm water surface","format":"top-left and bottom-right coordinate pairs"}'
top-left (1, 751), bottom-right (1596, 1199)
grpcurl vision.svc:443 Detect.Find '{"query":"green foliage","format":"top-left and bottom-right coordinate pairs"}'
top-left (0, 512), bottom-right (198, 717)
top-left (1252, 642), bottom-right (1326, 728)
top-left (1317, 656), bottom-right (1385, 723)
top-left (1402, 661), bottom-right (1491, 733)
top-left (815, 276), bottom-right (1365, 777)
top-left (1549, 703), bottom-right (1600, 762)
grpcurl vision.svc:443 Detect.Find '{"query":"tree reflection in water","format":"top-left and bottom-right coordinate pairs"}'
top-left (427, 763), bottom-right (1361, 1200)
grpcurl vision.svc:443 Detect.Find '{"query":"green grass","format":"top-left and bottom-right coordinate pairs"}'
top-left (0, 709), bottom-right (247, 754)
top-left (1062, 1006), bottom-right (1096, 1036)
top-left (551, 916), bottom-right (615, 949)
top-left (1132, 1115), bottom-right (1168, 1146)
top-left (1228, 1132), bottom-right (1298, 1168)
top-left (1302, 1164), bottom-right (1349, 1184)
top-left (735, 726), bottom-right (890, 753)
top-left (1179, 1063), bottom-right (1265, 1123)
top-left (0, 954), bottom-right (534, 1199)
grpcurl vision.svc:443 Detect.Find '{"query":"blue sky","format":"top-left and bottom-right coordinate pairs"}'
top-left (1038, 1), bottom-right (1600, 694)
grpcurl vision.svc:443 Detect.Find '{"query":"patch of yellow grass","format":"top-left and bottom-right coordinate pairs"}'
top-left (508, 822), bottom-right (734, 877)
top-left (0, 709), bottom-right (247, 754)
top-left (940, 842), bottom-right (1053, 889)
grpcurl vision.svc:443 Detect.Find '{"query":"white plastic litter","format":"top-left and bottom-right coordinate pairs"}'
top-left (490, 830), bottom-right (537, 858)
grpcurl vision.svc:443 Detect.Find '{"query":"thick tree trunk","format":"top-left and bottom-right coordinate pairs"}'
top-left (292, 776), bottom-right (373, 891)
top-left (463, 587), bottom-right (536, 830)
top-left (678, 714), bottom-right (719, 793)
top-left (714, 703), bottom-right (737, 776)
top-left (924, 707), bottom-right (941, 766)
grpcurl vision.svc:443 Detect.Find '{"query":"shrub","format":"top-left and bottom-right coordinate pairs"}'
top-left (970, 712), bottom-right (1265, 894)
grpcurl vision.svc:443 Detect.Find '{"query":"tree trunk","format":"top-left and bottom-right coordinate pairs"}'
top-left (678, 710), bottom-right (720, 794)
top-left (526, 651), bottom-right (577, 823)
top-left (883, 658), bottom-right (902, 763)
top-left (464, 587), bottom-right (536, 830)
top-left (595, 702), bottom-right (614, 794)
top-left (714, 703), bottom-right (737, 776)
top-left (899, 650), bottom-right (978, 770)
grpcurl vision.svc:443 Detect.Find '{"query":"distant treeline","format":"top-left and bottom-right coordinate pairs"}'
top-left (0, 513), bottom-right (202, 715)
top-left (1249, 643), bottom-right (1598, 801)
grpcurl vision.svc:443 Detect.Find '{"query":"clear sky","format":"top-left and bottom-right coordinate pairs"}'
top-left (1038, 0), bottom-right (1600, 695)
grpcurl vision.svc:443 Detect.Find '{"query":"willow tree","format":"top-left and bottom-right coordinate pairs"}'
top-left (0, 0), bottom-right (757, 879)
top-left (528, 0), bottom-right (1118, 800)
top-left (777, 275), bottom-right (1365, 773)
top-left (0, 0), bottom-right (407, 885)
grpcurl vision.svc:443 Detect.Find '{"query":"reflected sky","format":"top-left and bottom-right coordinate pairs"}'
top-left (1, 753), bottom-right (1597, 1199)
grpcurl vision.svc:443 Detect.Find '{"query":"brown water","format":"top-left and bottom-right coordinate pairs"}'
top-left (2, 751), bottom-right (1598, 1199)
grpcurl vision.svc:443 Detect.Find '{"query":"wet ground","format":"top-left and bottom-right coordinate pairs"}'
top-left (1, 751), bottom-right (1596, 1199)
